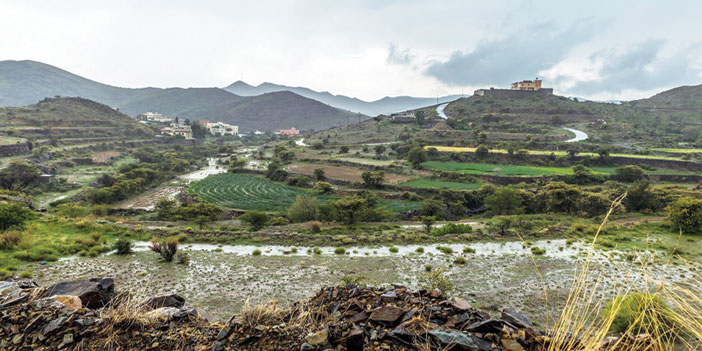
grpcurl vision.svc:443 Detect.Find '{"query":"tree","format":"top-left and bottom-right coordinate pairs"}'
top-left (484, 186), bottom-right (524, 215)
top-left (339, 146), bottom-right (349, 154)
top-left (156, 198), bottom-right (177, 220)
top-left (626, 181), bottom-right (654, 212)
top-left (421, 199), bottom-right (444, 218)
top-left (374, 145), bottom-right (386, 158)
top-left (475, 144), bottom-right (489, 158)
top-left (667, 197), bottom-right (702, 234)
top-left (477, 132), bottom-right (488, 144)
top-left (314, 181), bottom-right (333, 193)
top-left (288, 195), bottom-right (319, 222)
top-left (194, 215), bottom-right (211, 229)
top-left (416, 110), bottom-right (426, 125)
top-left (0, 202), bottom-right (34, 231)
top-left (613, 165), bottom-right (645, 183)
top-left (361, 171), bottom-right (384, 188)
top-left (178, 203), bottom-right (222, 221)
top-left (407, 146), bottom-right (427, 168)
top-left (313, 168), bottom-right (325, 181)
top-left (191, 123), bottom-right (208, 139)
top-left (229, 158), bottom-right (247, 172)
top-left (571, 164), bottom-right (595, 184)
top-left (0, 161), bottom-right (41, 191)
top-left (334, 195), bottom-right (369, 224)
top-left (421, 216), bottom-right (436, 234)
top-left (239, 211), bottom-right (269, 231)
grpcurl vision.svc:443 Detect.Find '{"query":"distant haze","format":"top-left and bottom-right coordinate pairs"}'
top-left (0, 1), bottom-right (701, 102)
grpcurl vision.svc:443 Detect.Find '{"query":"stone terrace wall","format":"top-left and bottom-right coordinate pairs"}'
top-left (0, 142), bottom-right (30, 157)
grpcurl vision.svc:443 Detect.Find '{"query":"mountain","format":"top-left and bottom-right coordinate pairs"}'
top-left (0, 60), bottom-right (358, 131)
top-left (224, 80), bottom-right (462, 116)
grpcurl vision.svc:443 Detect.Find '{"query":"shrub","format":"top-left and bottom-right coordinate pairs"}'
top-left (314, 181), bottom-right (334, 194)
top-left (313, 247), bottom-right (322, 255)
top-left (112, 239), bottom-right (133, 255)
top-left (288, 195), bottom-right (319, 222)
top-left (252, 249), bottom-right (262, 256)
top-left (0, 202), bottom-right (34, 231)
top-left (175, 252), bottom-right (190, 265)
top-left (90, 205), bottom-right (108, 217)
top-left (239, 211), bottom-right (269, 231)
top-left (334, 247), bottom-right (346, 255)
top-left (424, 265), bottom-right (432, 271)
top-left (424, 268), bottom-right (452, 292)
top-left (463, 246), bottom-right (475, 254)
top-left (485, 186), bottom-right (524, 215)
top-left (436, 246), bottom-right (453, 254)
top-left (340, 275), bottom-right (364, 286)
top-left (613, 165), bottom-right (646, 183)
top-left (269, 216), bottom-right (289, 226)
top-left (0, 231), bottom-right (22, 251)
top-left (53, 202), bottom-right (87, 218)
top-left (0, 268), bottom-right (12, 280)
top-left (603, 293), bottom-right (677, 334)
top-left (149, 237), bottom-right (179, 262)
top-left (310, 221), bottom-right (322, 233)
top-left (389, 246), bottom-right (399, 253)
top-left (530, 246), bottom-right (546, 255)
top-left (453, 257), bottom-right (466, 265)
top-left (420, 216), bottom-right (436, 233)
top-left (416, 247), bottom-right (424, 253)
top-left (431, 223), bottom-right (472, 236)
top-left (18, 269), bottom-right (33, 279)
top-left (667, 197), bottom-right (702, 234)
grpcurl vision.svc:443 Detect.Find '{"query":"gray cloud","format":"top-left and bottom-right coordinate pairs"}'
top-left (386, 42), bottom-right (415, 65)
top-left (424, 21), bottom-right (593, 87)
top-left (564, 40), bottom-right (702, 95)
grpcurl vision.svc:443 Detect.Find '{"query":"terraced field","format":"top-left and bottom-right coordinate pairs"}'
top-left (423, 162), bottom-right (697, 177)
top-left (188, 173), bottom-right (421, 212)
top-left (425, 146), bottom-right (684, 161)
top-left (399, 178), bottom-right (483, 190)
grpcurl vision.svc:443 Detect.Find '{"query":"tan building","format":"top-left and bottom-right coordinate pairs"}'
top-left (511, 78), bottom-right (543, 91)
top-left (160, 126), bottom-right (193, 139)
top-left (206, 122), bottom-right (238, 136)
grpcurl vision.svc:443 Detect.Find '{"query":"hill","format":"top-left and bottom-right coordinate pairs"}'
top-left (224, 80), bottom-right (462, 116)
top-left (0, 97), bottom-right (154, 141)
top-left (0, 60), bottom-right (358, 131)
top-left (627, 84), bottom-right (702, 110)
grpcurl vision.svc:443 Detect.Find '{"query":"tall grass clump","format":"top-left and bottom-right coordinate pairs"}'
top-left (149, 237), bottom-right (179, 262)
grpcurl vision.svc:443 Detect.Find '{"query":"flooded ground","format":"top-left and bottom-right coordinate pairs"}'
top-left (32, 239), bottom-right (691, 327)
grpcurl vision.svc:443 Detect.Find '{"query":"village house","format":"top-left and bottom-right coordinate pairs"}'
top-left (279, 127), bottom-right (300, 136)
top-left (206, 121), bottom-right (239, 136)
top-left (137, 112), bottom-right (173, 123)
top-left (160, 125), bottom-right (193, 139)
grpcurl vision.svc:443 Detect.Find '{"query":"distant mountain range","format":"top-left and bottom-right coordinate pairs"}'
top-left (224, 81), bottom-right (463, 116)
top-left (0, 60), bottom-right (359, 131)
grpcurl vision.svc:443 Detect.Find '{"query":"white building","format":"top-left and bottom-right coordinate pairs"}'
top-left (206, 122), bottom-right (238, 136)
top-left (138, 112), bottom-right (173, 123)
top-left (160, 126), bottom-right (193, 139)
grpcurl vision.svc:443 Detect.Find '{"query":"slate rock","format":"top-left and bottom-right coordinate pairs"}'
top-left (141, 293), bottom-right (185, 310)
top-left (381, 290), bottom-right (397, 302)
top-left (501, 309), bottom-right (534, 329)
top-left (369, 306), bottom-right (405, 325)
top-left (429, 330), bottom-right (478, 351)
top-left (45, 278), bottom-right (114, 308)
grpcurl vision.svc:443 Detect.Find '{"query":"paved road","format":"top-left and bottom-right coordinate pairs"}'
top-left (436, 103), bottom-right (449, 119)
top-left (561, 127), bottom-right (588, 142)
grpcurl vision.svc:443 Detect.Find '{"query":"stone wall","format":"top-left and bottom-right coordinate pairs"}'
top-left (0, 142), bottom-right (30, 157)
top-left (473, 88), bottom-right (553, 98)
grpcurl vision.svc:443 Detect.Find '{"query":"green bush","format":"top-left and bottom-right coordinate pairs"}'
top-left (239, 211), bottom-right (269, 231)
top-left (112, 239), bottom-right (133, 255)
top-left (149, 237), bottom-right (179, 262)
top-left (416, 247), bottom-right (424, 253)
top-left (313, 247), bottom-right (322, 255)
top-left (252, 249), bottom-right (262, 256)
top-left (463, 246), bottom-right (476, 254)
top-left (424, 268), bottom-right (452, 293)
top-left (667, 197), bottom-right (702, 234)
top-left (0, 202), bottom-right (34, 231)
top-left (90, 205), bottom-right (108, 217)
top-left (389, 246), bottom-right (399, 253)
top-left (431, 223), bottom-right (472, 236)
top-left (453, 257), bottom-right (467, 265)
top-left (603, 293), bottom-right (677, 334)
top-left (436, 246), bottom-right (453, 254)
top-left (530, 246), bottom-right (546, 255)
top-left (334, 247), bottom-right (346, 255)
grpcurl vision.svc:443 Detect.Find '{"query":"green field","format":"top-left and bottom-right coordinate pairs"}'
top-left (425, 146), bottom-right (684, 161)
top-left (399, 178), bottom-right (483, 190)
top-left (188, 173), bottom-right (420, 212)
top-left (421, 161), bottom-right (610, 176)
top-left (652, 148), bottom-right (702, 154)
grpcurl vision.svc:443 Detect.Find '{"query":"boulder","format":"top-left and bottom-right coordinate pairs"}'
top-left (449, 296), bottom-right (472, 311)
top-left (45, 278), bottom-right (114, 308)
top-left (52, 295), bottom-right (82, 311)
top-left (304, 329), bottom-right (328, 346)
top-left (429, 330), bottom-right (478, 351)
top-left (501, 309), bottom-right (534, 329)
top-left (144, 307), bottom-right (180, 322)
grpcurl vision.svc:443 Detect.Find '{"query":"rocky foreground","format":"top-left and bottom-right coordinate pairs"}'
top-left (0, 278), bottom-right (650, 351)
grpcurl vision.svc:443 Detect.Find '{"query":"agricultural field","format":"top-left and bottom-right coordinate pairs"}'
top-left (652, 148), bottom-right (702, 154)
top-left (421, 161), bottom-right (608, 177)
top-left (188, 173), bottom-right (420, 212)
top-left (425, 146), bottom-right (685, 161)
top-left (90, 150), bottom-right (122, 163)
top-left (285, 163), bottom-right (411, 184)
top-left (398, 178), bottom-right (483, 190)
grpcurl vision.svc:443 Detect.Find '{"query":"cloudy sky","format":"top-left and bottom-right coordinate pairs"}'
top-left (1, 0), bottom-right (701, 101)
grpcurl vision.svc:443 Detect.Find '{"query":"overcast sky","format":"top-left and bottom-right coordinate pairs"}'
top-left (1, 0), bottom-right (701, 101)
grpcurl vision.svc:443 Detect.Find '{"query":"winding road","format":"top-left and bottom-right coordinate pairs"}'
top-left (436, 103), bottom-right (449, 119)
top-left (561, 127), bottom-right (588, 142)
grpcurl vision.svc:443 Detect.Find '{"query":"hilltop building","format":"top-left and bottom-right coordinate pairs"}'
top-left (279, 127), bottom-right (300, 136)
top-left (511, 78), bottom-right (543, 91)
top-left (206, 121), bottom-right (238, 136)
top-left (474, 78), bottom-right (553, 97)
top-left (389, 111), bottom-right (416, 123)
